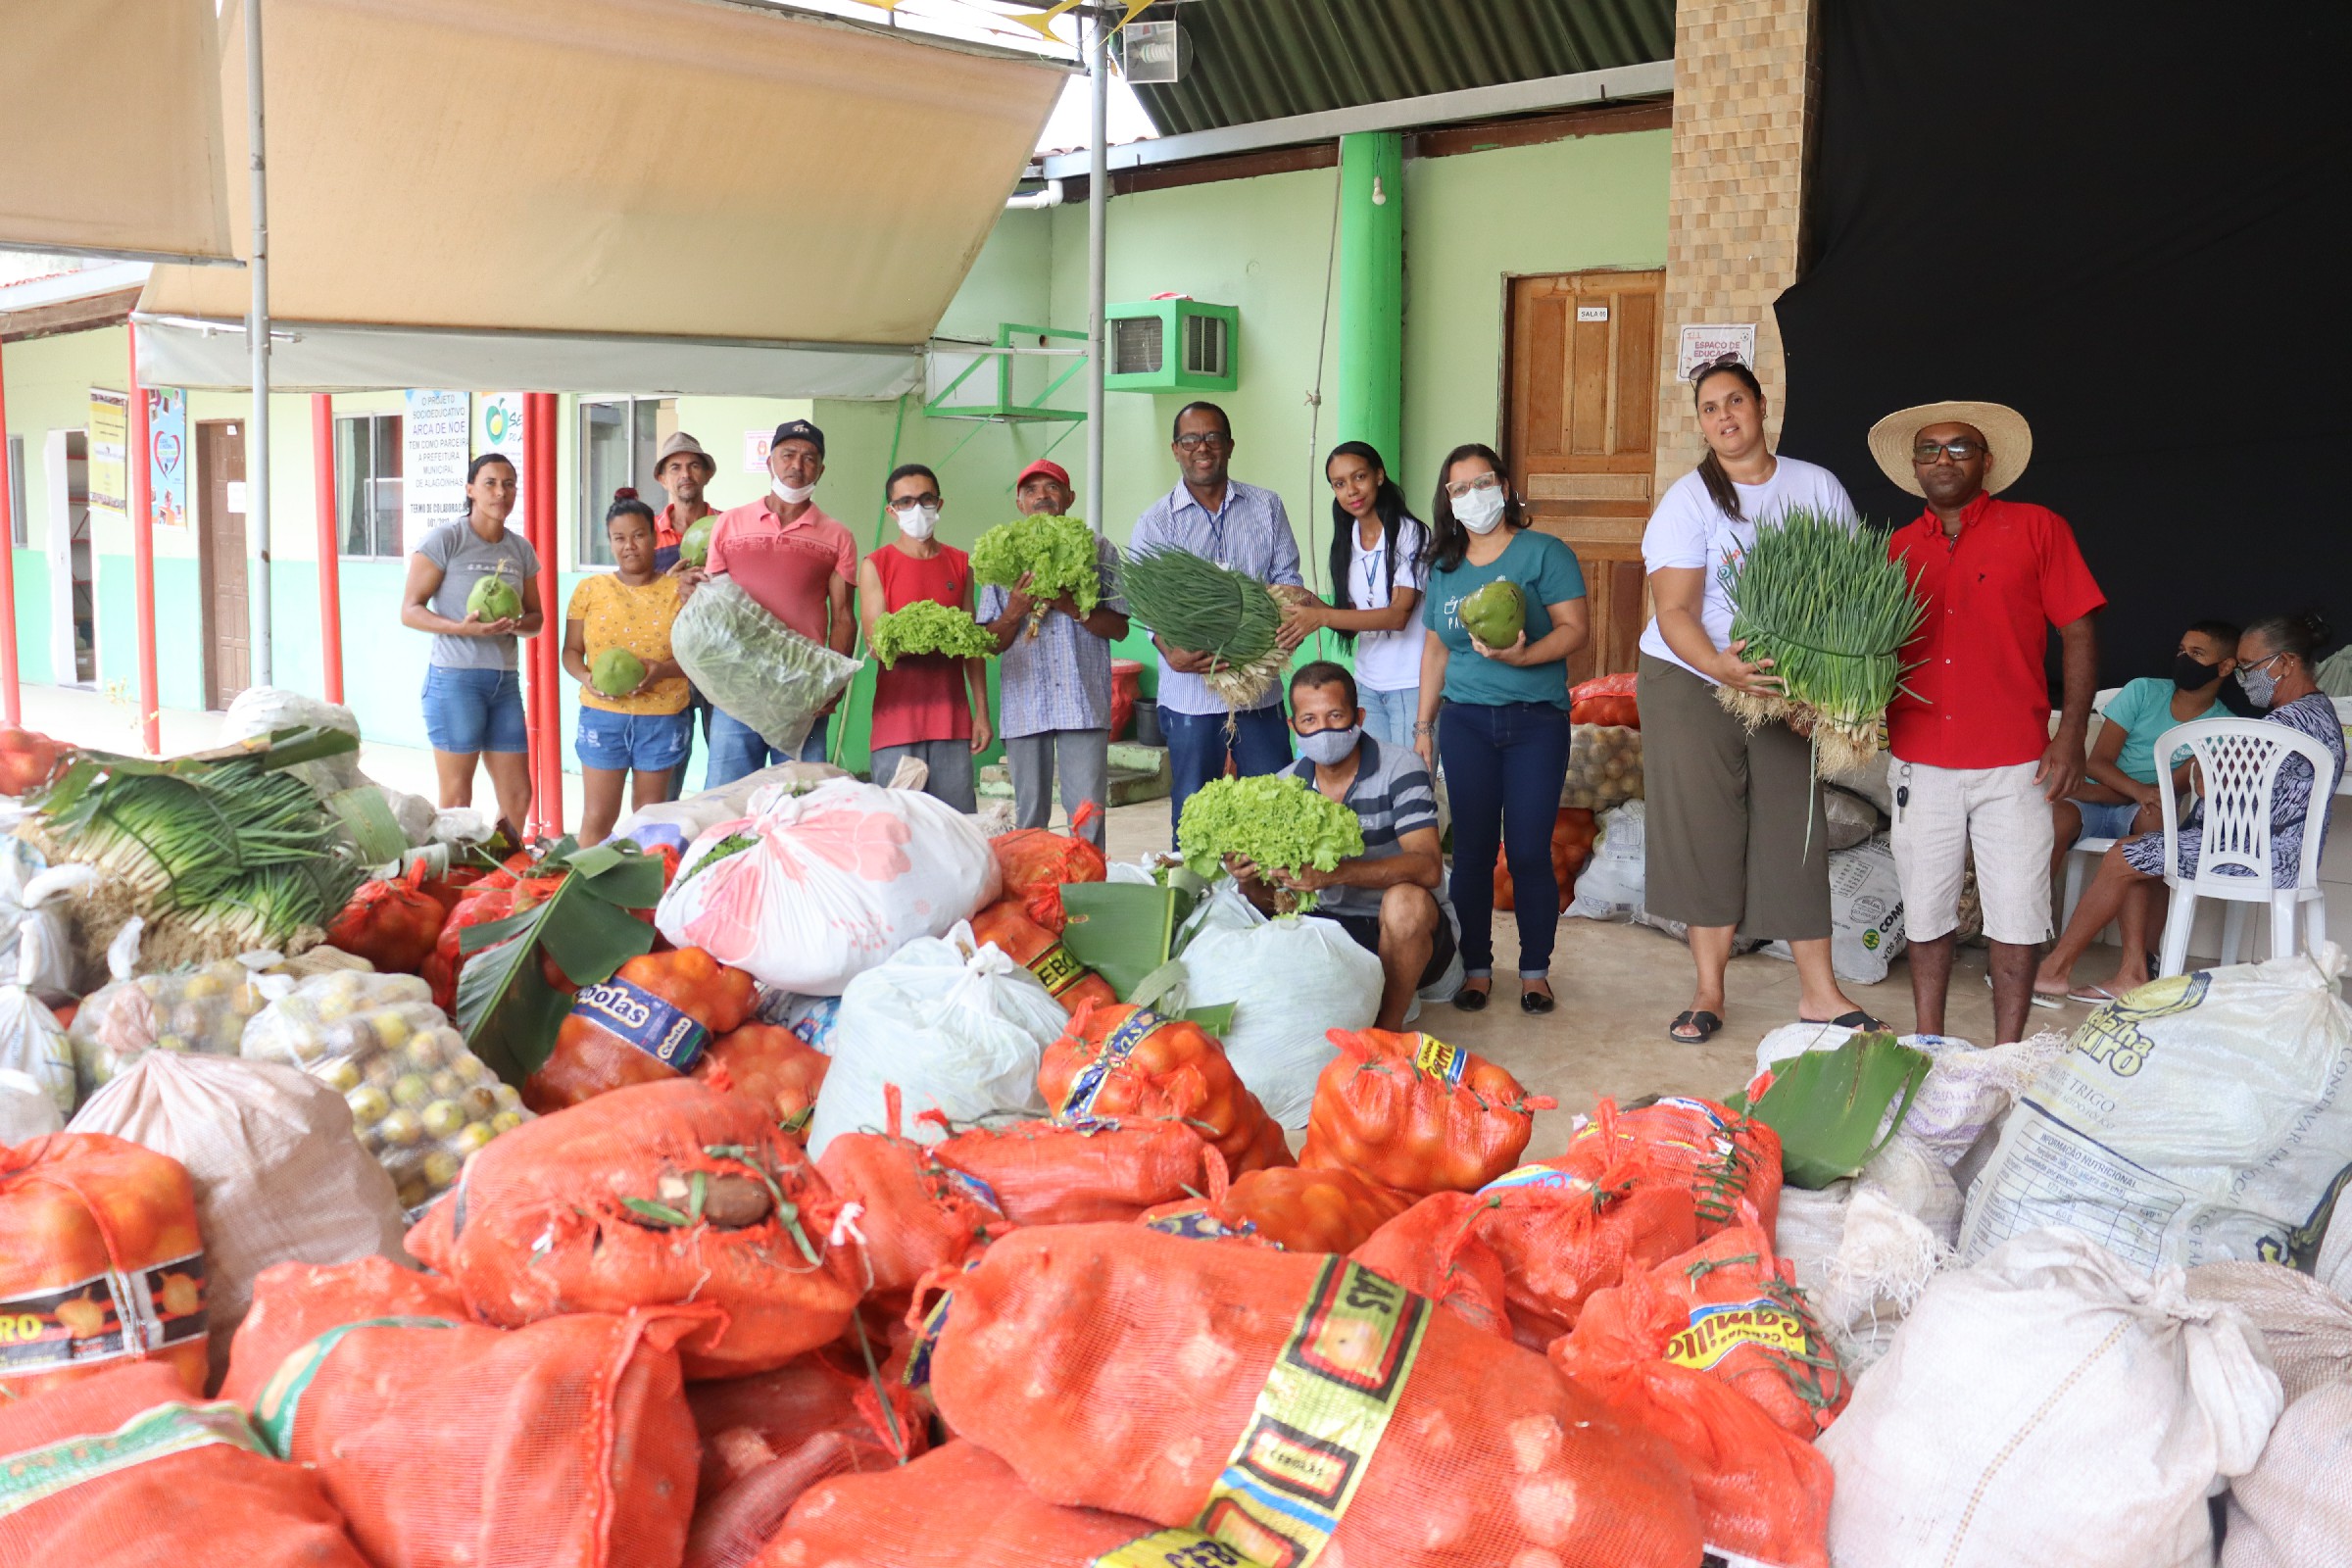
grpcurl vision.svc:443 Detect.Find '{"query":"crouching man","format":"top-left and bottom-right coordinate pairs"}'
top-left (1227, 662), bottom-right (1457, 1029)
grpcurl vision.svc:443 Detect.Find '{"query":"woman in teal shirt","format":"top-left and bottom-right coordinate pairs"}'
top-left (1412, 442), bottom-right (1589, 1013)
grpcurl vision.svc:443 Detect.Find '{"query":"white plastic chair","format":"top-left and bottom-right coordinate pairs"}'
top-left (2152, 718), bottom-right (2339, 977)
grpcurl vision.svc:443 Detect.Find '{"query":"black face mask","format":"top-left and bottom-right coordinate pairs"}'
top-left (2172, 652), bottom-right (2224, 692)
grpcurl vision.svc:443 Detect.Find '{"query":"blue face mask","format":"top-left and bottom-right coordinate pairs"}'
top-left (1298, 724), bottom-right (1362, 765)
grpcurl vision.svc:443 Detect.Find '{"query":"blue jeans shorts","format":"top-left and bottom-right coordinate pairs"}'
top-left (2072, 797), bottom-right (2144, 843)
top-left (421, 666), bottom-right (527, 755)
top-left (576, 707), bottom-right (693, 773)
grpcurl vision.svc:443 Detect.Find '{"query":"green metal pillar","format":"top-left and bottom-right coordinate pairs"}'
top-left (1334, 131), bottom-right (1404, 468)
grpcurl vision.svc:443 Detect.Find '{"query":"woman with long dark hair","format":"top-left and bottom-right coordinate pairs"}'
top-left (1637, 357), bottom-right (1875, 1044)
top-left (1283, 441), bottom-right (1428, 750)
top-left (1412, 443), bottom-right (1588, 1012)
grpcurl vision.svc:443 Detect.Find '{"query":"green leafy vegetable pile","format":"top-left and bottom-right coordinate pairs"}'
top-left (971, 514), bottom-right (1102, 635)
top-left (1178, 774), bottom-right (1365, 913)
top-left (869, 600), bottom-right (997, 669)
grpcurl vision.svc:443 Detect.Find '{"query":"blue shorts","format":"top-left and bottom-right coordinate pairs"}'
top-left (2072, 797), bottom-right (2144, 843)
top-left (576, 706), bottom-right (693, 773)
top-left (421, 665), bottom-right (527, 755)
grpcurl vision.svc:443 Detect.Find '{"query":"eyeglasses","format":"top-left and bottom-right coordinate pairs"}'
top-left (1912, 438), bottom-right (1985, 464)
top-left (1687, 351), bottom-right (1744, 382)
top-left (1173, 432), bottom-right (1233, 452)
top-left (1443, 472), bottom-right (1504, 501)
top-left (889, 495), bottom-right (941, 512)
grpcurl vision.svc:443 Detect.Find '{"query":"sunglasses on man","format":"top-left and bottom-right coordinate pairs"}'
top-left (1912, 437), bottom-right (1986, 464)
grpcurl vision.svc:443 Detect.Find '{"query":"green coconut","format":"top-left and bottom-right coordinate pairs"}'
top-left (679, 514), bottom-right (716, 567)
top-left (1458, 579), bottom-right (1525, 649)
top-left (466, 571), bottom-right (523, 622)
top-left (590, 648), bottom-right (647, 697)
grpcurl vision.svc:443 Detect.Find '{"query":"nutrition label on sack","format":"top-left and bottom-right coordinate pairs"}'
top-left (1964, 1103), bottom-right (2185, 1271)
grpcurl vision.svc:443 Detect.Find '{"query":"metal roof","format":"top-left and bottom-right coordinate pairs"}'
top-left (1126, 0), bottom-right (1674, 137)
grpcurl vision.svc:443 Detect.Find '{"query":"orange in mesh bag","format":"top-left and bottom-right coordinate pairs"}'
top-left (1, 1132), bottom-right (208, 1402)
top-left (700, 1022), bottom-right (830, 1128)
top-left (1038, 1003), bottom-right (1293, 1177)
top-left (524, 948), bottom-right (760, 1113)
top-left (405, 1078), bottom-right (860, 1378)
top-left (968, 899), bottom-right (1119, 1013)
top-left (1207, 1164), bottom-right (1412, 1254)
top-left (1349, 1191), bottom-right (1513, 1340)
top-left (931, 1113), bottom-right (1214, 1226)
top-left (814, 1090), bottom-right (1007, 1310)
top-left (0, 1360), bottom-right (370, 1568)
top-left (219, 1256), bottom-right (467, 1404)
top-left (1298, 1028), bottom-right (1555, 1195)
top-left (1472, 1171), bottom-right (1701, 1347)
top-left (988, 804), bottom-right (1106, 934)
top-left (926, 1223), bottom-right (1703, 1568)
top-left (1545, 1095), bottom-right (1783, 1238)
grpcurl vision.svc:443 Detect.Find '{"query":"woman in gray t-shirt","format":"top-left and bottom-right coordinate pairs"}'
top-left (401, 453), bottom-right (544, 829)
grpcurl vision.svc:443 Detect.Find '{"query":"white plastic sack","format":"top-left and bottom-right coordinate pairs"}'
top-left (0, 965), bottom-right (74, 1120)
top-left (1754, 1026), bottom-right (2066, 1166)
top-left (0, 1066), bottom-right (62, 1143)
top-left (806, 921), bottom-right (1062, 1159)
top-left (1564, 801), bottom-right (1644, 921)
top-left (1762, 831), bottom-right (1906, 983)
top-left (671, 577), bottom-right (861, 758)
top-left (615, 759), bottom-right (848, 854)
top-left (0, 842), bottom-right (87, 1001)
top-left (660, 779), bottom-right (1001, 996)
top-left (219, 685), bottom-right (365, 795)
top-left (1820, 1227), bottom-right (2283, 1568)
top-left (1179, 912), bottom-right (1384, 1127)
top-left (1960, 947), bottom-right (2352, 1273)
top-left (69, 1051), bottom-right (409, 1379)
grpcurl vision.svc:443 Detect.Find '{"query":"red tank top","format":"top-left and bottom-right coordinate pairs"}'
top-left (868, 543), bottom-right (974, 750)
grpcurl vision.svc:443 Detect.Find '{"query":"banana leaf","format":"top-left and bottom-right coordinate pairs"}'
top-left (1058, 881), bottom-right (1198, 1000)
top-left (1736, 1031), bottom-right (1931, 1190)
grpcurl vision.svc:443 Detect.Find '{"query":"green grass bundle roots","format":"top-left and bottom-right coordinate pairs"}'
top-left (1121, 549), bottom-right (1288, 711)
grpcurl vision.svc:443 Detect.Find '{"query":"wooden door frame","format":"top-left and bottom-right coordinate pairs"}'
top-left (193, 418), bottom-right (244, 710)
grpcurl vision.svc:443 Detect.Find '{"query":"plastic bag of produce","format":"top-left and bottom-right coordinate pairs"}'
top-left (658, 778), bottom-right (1002, 997)
top-left (968, 897), bottom-right (1119, 1013)
top-left (1546, 1094), bottom-right (1784, 1238)
top-left (925, 1223), bottom-right (1704, 1567)
top-left (1560, 721), bottom-right (1643, 811)
top-left (69, 932), bottom-right (285, 1102)
top-left (0, 1360), bottom-right (371, 1568)
top-left (524, 947), bottom-right (760, 1112)
top-left (406, 1078), bottom-right (860, 1377)
top-left (814, 1091), bottom-right (1007, 1309)
top-left (0, 1066), bottom-right (61, 1142)
top-left (989, 806), bottom-right (1106, 933)
top-left (1349, 1190), bottom-right (1513, 1339)
top-left (807, 923), bottom-right (1064, 1160)
top-left (1961, 948), bottom-right (2352, 1272)
top-left (0, 1131), bottom-right (208, 1401)
top-left (931, 1114), bottom-right (1215, 1226)
top-left (1565, 799), bottom-right (1646, 920)
top-left (0, 838), bottom-right (86, 1000)
top-left (1176, 911), bottom-right (1383, 1128)
top-left (1040, 1001), bottom-right (1293, 1177)
top-left (320, 860), bottom-right (445, 974)
top-left (219, 685), bottom-right (365, 795)
top-left (1820, 1228), bottom-right (2282, 1568)
top-left (0, 941), bottom-right (75, 1119)
top-left (1298, 1028), bottom-right (1553, 1195)
top-left (1763, 831), bottom-right (1906, 984)
top-left (671, 577), bottom-right (861, 758)
top-left (69, 1052), bottom-right (408, 1381)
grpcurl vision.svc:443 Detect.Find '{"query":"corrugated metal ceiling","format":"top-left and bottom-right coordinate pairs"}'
top-left (1126, 0), bottom-right (1674, 137)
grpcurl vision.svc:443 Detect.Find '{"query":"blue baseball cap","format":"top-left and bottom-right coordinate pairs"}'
top-left (769, 418), bottom-right (825, 458)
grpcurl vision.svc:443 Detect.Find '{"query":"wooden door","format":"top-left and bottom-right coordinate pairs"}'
top-left (196, 420), bottom-right (250, 709)
top-left (1504, 269), bottom-right (1664, 683)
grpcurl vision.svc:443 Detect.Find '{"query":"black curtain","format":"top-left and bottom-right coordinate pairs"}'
top-left (1776, 2), bottom-right (2352, 690)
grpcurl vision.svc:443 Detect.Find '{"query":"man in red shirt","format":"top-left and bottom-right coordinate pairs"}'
top-left (686, 418), bottom-right (858, 784)
top-left (1871, 400), bottom-right (2104, 1045)
top-left (651, 431), bottom-right (717, 569)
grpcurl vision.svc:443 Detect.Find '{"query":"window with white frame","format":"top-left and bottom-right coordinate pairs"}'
top-left (578, 398), bottom-right (666, 566)
top-left (6, 437), bottom-right (24, 548)
top-left (334, 415), bottom-right (405, 557)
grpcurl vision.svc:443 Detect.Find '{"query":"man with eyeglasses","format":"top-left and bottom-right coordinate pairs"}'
top-left (1129, 400), bottom-right (1308, 836)
top-left (1868, 399), bottom-right (2104, 1046)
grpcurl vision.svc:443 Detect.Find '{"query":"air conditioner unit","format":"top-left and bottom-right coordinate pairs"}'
top-left (1103, 299), bottom-right (1238, 392)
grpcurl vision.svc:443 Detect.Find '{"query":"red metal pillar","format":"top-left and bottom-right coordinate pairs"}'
top-left (526, 392), bottom-right (562, 837)
top-left (0, 334), bottom-right (21, 728)
top-left (310, 395), bottom-right (344, 705)
top-left (127, 329), bottom-right (160, 755)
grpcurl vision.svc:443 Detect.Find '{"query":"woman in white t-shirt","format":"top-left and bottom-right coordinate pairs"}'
top-left (1637, 358), bottom-right (1882, 1044)
top-left (1284, 441), bottom-right (1429, 751)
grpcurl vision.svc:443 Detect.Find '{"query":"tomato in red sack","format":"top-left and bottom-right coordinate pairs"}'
top-left (987, 804), bottom-right (1105, 934)
top-left (814, 1090), bottom-right (1007, 1313)
top-left (967, 898), bottom-right (1118, 1014)
top-left (406, 1078), bottom-right (861, 1378)
top-left (1493, 807), bottom-right (1598, 914)
top-left (323, 860), bottom-right (447, 975)
top-left (932, 1114), bottom-right (1214, 1226)
top-left (699, 1021), bottom-right (830, 1127)
top-left (0, 725), bottom-right (65, 798)
top-left (417, 863), bottom-right (490, 919)
top-left (1298, 1028), bottom-right (1554, 1195)
top-left (1350, 1190), bottom-right (1513, 1339)
top-left (420, 867), bottom-right (571, 1013)
top-left (523, 947), bottom-right (759, 1113)
top-left (1547, 1095), bottom-right (1784, 1239)
top-left (1207, 1164), bottom-right (1411, 1254)
top-left (1037, 1002), bottom-right (1292, 1177)
top-left (1571, 672), bottom-right (1640, 729)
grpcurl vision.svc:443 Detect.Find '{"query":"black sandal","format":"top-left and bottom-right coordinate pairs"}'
top-left (1799, 1009), bottom-right (1888, 1032)
top-left (1668, 1009), bottom-right (1721, 1043)
top-left (1453, 981), bottom-right (1492, 1013)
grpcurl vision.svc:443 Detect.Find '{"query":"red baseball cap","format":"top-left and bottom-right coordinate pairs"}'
top-left (1015, 459), bottom-right (1072, 490)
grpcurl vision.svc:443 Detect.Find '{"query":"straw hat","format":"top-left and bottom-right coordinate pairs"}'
top-left (1867, 401), bottom-right (2033, 498)
top-left (654, 431), bottom-right (716, 477)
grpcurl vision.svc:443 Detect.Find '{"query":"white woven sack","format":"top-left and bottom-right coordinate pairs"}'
top-left (0, 1066), bottom-right (62, 1143)
top-left (2223, 1382), bottom-right (2352, 1568)
top-left (1819, 1227), bottom-right (2282, 1568)
top-left (2320, 1209), bottom-right (2352, 1302)
top-left (2186, 1262), bottom-right (2352, 1405)
top-left (70, 1051), bottom-right (408, 1381)
top-left (1179, 913), bottom-right (1383, 1127)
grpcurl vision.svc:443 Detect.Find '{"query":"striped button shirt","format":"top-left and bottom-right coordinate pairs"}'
top-left (1129, 478), bottom-right (1305, 715)
top-left (978, 532), bottom-right (1127, 738)
top-left (1286, 734), bottom-right (1439, 919)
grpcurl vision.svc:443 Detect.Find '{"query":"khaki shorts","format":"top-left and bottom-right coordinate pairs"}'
top-left (1888, 759), bottom-right (2054, 945)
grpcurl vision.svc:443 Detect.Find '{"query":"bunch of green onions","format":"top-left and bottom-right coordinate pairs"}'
top-left (1716, 505), bottom-right (1926, 777)
top-left (1120, 548), bottom-right (1290, 710)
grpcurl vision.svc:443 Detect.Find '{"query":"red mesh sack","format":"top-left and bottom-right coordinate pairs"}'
top-left (219, 1256), bottom-right (468, 1405)
top-left (1349, 1191), bottom-right (1513, 1340)
top-left (323, 861), bottom-right (448, 975)
top-left (523, 948), bottom-right (760, 1113)
top-left (987, 805), bottom-right (1106, 934)
top-left (968, 899), bottom-right (1119, 1014)
top-left (1298, 1029), bottom-right (1554, 1195)
top-left (1570, 672), bottom-right (1641, 729)
top-left (1546, 1096), bottom-right (1784, 1239)
top-left (686, 1356), bottom-right (926, 1568)
top-left (1038, 1003), bottom-right (1293, 1177)
top-left (1467, 1153), bottom-right (1704, 1345)
top-left (417, 864), bottom-right (490, 919)
top-left (0, 1360), bottom-right (369, 1567)
top-left (1209, 1164), bottom-right (1411, 1254)
top-left (928, 1224), bottom-right (1702, 1567)
top-left (699, 1022), bottom-right (830, 1128)
top-left (405, 1078), bottom-right (860, 1377)
top-left (815, 1092), bottom-right (1006, 1311)
top-left (235, 1297), bottom-right (704, 1568)
top-left (931, 1114), bottom-right (1213, 1226)
top-left (760, 1441), bottom-right (1237, 1568)
top-left (1, 1132), bottom-right (208, 1402)
top-left (1552, 1215), bottom-right (1849, 1440)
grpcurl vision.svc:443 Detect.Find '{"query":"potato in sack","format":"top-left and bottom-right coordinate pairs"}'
top-left (927, 1223), bottom-right (1702, 1567)
top-left (0, 1131), bottom-right (207, 1401)
top-left (1210, 1164), bottom-right (1412, 1254)
top-left (968, 897), bottom-right (1118, 1014)
top-left (524, 948), bottom-right (759, 1113)
top-left (931, 1112), bottom-right (1214, 1226)
top-left (699, 1021), bottom-right (829, 1129)
top-left (1546, 1095), bottom-right (1783, 1239)
top-left (323, 860), bottom-right (447, 976)
top-left (1298, 1028), bottom-right (1554, 1195)
top-left (814, 1089), bottom-right (1006, 1312)
top-left (1350, 1190), bottom-right (1513, 1340)
top-left (988, 802), bottom-right (1106, 934)
top-left (1037, 1001), bottom-right (1293, 1177)
top-left (1472, 1169), bottom-right (1702, 1346)
top-left (220, 1255), bottom-right (468, 1404)
top-left (406, 1078), bottom-right (859, 1377)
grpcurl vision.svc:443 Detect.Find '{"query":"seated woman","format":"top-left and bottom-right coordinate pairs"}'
top-left (2035, 612), bottom-right (2343, 1002)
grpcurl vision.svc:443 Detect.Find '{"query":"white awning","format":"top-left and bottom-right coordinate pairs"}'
top-left (0, 0), bottom-right (235, 264)
top-left (136, 0), bottom-right (1068, 391)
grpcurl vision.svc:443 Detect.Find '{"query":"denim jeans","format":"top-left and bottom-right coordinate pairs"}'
top-left (1358, 685), bottom-right (1420, 754)
top-left (706, 708), bottom-right (829, 790)
top-left (1160, 703), bottom-right (1294, 843)
top-left (1438, 699), bottom-right (1571, 978)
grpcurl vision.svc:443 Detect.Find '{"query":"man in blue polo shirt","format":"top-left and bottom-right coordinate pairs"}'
top-left (1227, 661), bottom-right (1456, 1029)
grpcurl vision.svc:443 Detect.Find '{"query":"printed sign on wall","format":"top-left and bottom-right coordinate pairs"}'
top-left (147, 388), bottom-right (187, 529)
top-left (87, 388), bottom-right (128, 520)
top-left (404, 389), bottom-right (470, 550)
top-left (473, 393), bottom-right (528, 534)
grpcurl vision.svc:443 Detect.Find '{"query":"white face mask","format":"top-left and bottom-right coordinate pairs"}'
top-left (894, 504), bottom-right (939, 542)
top-left (1454, 483), bottom-right (1507, 535)
top-left (770, 474), bottom-right (816, 505)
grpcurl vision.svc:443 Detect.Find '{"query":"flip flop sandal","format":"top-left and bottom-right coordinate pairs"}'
top-left (2067, 984), bottom-right (2124, 1004)
top-left (1453, 984), bottom-right (1492, 1013)
top-left (1667, 1009), bottom-right (1721, 1043)
top-left (1799, 1009), bottom-right (1888, 1032)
